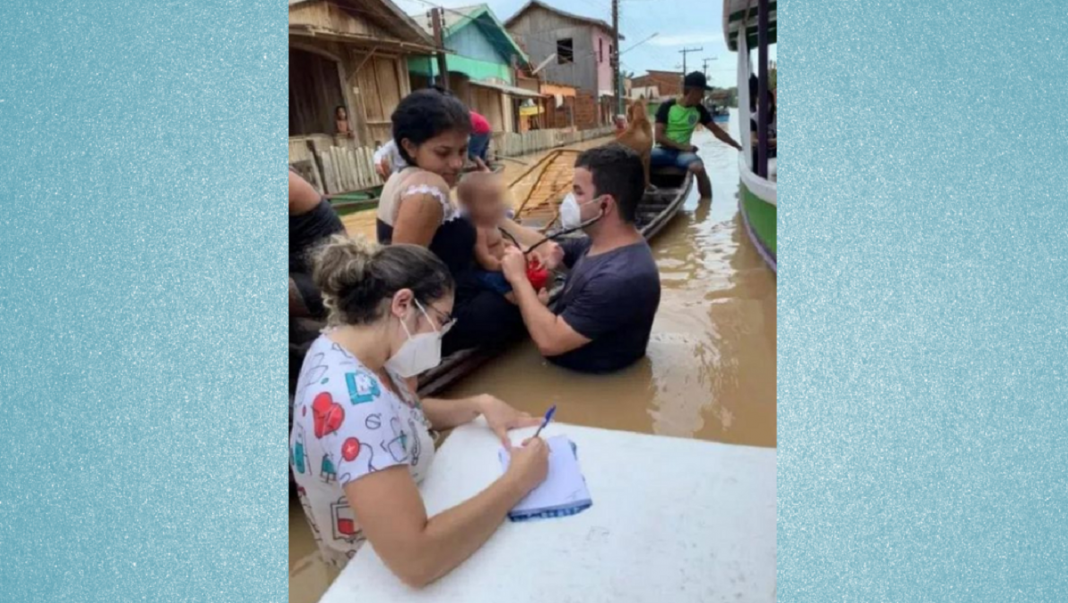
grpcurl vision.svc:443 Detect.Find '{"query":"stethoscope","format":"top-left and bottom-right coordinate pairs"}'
top-left (498, 206), bottom-right (605, 257)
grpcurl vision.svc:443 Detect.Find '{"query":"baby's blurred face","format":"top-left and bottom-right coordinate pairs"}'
top-left (461, 179), bottom-right (505, 226)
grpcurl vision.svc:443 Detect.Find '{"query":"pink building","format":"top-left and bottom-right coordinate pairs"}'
top-left (590, 26), bottom-right (615, 97)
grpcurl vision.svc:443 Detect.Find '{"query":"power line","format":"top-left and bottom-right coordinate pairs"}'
top-left (347, 0), bottom-right (667, 81)
top-left (619, 32), bottom-right (658, 55)
top-left (406, 0), bottom-right (611, 41)
top-left (701, 56), bottom-right (717, 77)
top-left (678, 46), bottom-right (702, 75)
top-left (392, 0), bottom-right (611, 68)
top-left (405, 0), bottom-right (616, 63)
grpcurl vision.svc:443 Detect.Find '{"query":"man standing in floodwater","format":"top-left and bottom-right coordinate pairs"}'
top-left (652, 71), bottom-right (743, 199)
top-left (499, 144), bottom-right (660, 373)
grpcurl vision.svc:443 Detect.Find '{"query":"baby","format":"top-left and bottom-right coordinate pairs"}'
top-left (457, 173), bottom-right (553, 306)
top-left (457, 172), bottom-right (516, 300)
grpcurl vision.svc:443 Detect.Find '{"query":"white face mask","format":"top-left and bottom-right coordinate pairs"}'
top-left (384, 299), bottom-right (445, 378)
top-left (559, 193), bottom-right (604, 230)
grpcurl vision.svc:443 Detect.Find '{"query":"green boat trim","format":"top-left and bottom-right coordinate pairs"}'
top-left (740, 183), bottom-right (777, 272)
top-left (738, 152), bottom-right (777, 272)
top-left (326, 187), bottom-right (382, 218)
top-left (332, 203), bottom-right (378, 218)
top-left (328, 188), bottom-right (382, 204)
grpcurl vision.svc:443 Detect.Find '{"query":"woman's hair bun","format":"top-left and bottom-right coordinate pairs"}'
top-left (311, 234), bottom-right (379, 309)
top-left (310, 235), bottom-right (454, 326)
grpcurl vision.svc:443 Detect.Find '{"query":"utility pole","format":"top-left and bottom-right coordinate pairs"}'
top-left (679, 47), bottom-right (702, 75)
top-left (611, 0), bottom-right (623, 115)
top-left (701, 57), bottom-right (716, 77)
top-left (431, 8), bottom-right (449, 91)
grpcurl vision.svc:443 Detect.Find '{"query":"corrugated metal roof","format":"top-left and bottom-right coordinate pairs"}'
top-left (441, 4), bottom-right (484, 31)
top-left (470, 79), bottom-right (545, 98)
top-left (290, 0), bottom-right (435, 48)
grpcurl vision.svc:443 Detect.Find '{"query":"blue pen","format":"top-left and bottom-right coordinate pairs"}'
top-left (531, 405), bottom-right (556, 439)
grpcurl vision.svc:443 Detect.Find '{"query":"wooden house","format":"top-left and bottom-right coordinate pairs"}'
top-left (408, 4), bottom-right (541, 133)
top-left (504, 1), bottom-right (621, 100)
top-left (288, 0), bottom-right (436, 162)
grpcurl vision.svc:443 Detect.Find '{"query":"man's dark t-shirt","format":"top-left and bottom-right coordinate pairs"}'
top-left (549, 237), bottom-right (661, 373)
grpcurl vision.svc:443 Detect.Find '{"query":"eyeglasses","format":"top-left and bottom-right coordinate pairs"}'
top-left (415, 299), bottom-right (457, 336)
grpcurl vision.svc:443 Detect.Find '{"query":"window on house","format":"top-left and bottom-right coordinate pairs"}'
top-left (599, 39), bottom-right (603, 63)
top-left (557, 38), bottom-right (574, 64)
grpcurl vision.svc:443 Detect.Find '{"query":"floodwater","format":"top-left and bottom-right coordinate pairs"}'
top-left (290, 111), bottom-right (776, 602)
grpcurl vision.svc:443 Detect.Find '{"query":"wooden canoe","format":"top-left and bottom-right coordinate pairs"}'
top-left (288, 158), bottom-right (693, 409)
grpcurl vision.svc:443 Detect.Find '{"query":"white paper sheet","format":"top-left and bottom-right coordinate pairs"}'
top-left (498, 435), bottom-right (591, 515)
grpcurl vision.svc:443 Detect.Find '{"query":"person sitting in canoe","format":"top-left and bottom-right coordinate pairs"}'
top-left (499, 144), bottom-right (661, 374)
top-left (376, 88), bottom-right (561, 355)
top-left (289, 168), bottom-right (344, 319)
top-left (651, 71), bottom-right (743, 199)
top-left (290, 233), bottom-right (549, 584)
top-left (457, 171), bottom-right (551, 305)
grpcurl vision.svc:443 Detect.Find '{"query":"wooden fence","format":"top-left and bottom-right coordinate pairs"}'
top-left (302, 126), bottom-right (616, 195)
top-left (317, 145), bottom-right (382, 196)
top-left (491, 126), bottom-right (615, 158)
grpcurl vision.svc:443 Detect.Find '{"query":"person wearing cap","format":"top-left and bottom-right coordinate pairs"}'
top-left (652, 71), bottom-right (742, 198)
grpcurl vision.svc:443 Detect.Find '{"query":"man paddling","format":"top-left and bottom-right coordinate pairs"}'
top-left (499, 144), bottom-right (660, 373)
top-left (651, 71), bottom-right (743, 199)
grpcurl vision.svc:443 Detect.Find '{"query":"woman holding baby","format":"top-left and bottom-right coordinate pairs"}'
top-left (376, 88), bottom-right (559, 355)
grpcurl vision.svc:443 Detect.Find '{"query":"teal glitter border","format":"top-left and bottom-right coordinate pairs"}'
top-left (780, 0), bottom-right (1068, 599)
top-left (0, 1), bottom-right (288, 600)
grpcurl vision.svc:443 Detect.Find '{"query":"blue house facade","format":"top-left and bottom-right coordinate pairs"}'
top-left (409, 4), bottom-right (542, 132)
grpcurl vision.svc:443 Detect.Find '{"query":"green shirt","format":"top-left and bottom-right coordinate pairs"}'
top-left (654, 98), bottom-right (713, 147)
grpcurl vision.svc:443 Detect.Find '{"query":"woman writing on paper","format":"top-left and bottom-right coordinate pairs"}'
top-left (290, 234), bottom-right (549, 586)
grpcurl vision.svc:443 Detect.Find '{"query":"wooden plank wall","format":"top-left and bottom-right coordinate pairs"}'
top-left (472, 87), bottom-right (505, 132)
top-left (290, 48), bottom-right (347, 136)
top-left (507, 9), bottom-right (598, 93)
top-left (352, 52), bottom-right (410, 146)
top-left (289, 2), bottom-right (392, 39)
top-left (289, 4), bottom-right (414, 146)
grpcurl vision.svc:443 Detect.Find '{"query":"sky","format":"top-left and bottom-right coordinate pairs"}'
top-left (391, 0), bottom-right (776, 90)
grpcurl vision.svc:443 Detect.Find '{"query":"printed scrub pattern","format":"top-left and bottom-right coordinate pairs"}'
top-left (290, 334), bottom-right (436, 569)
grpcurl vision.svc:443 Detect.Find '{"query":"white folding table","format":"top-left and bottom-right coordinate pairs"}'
top-left (318, 420), bottom-right (776, 602)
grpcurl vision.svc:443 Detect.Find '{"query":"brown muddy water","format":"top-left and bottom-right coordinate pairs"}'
top-left (290, 113), bottom-right (776, 602)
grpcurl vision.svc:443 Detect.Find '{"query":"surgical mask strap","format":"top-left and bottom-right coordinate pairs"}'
top-left (400, 298), bottom-right (437, 338)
